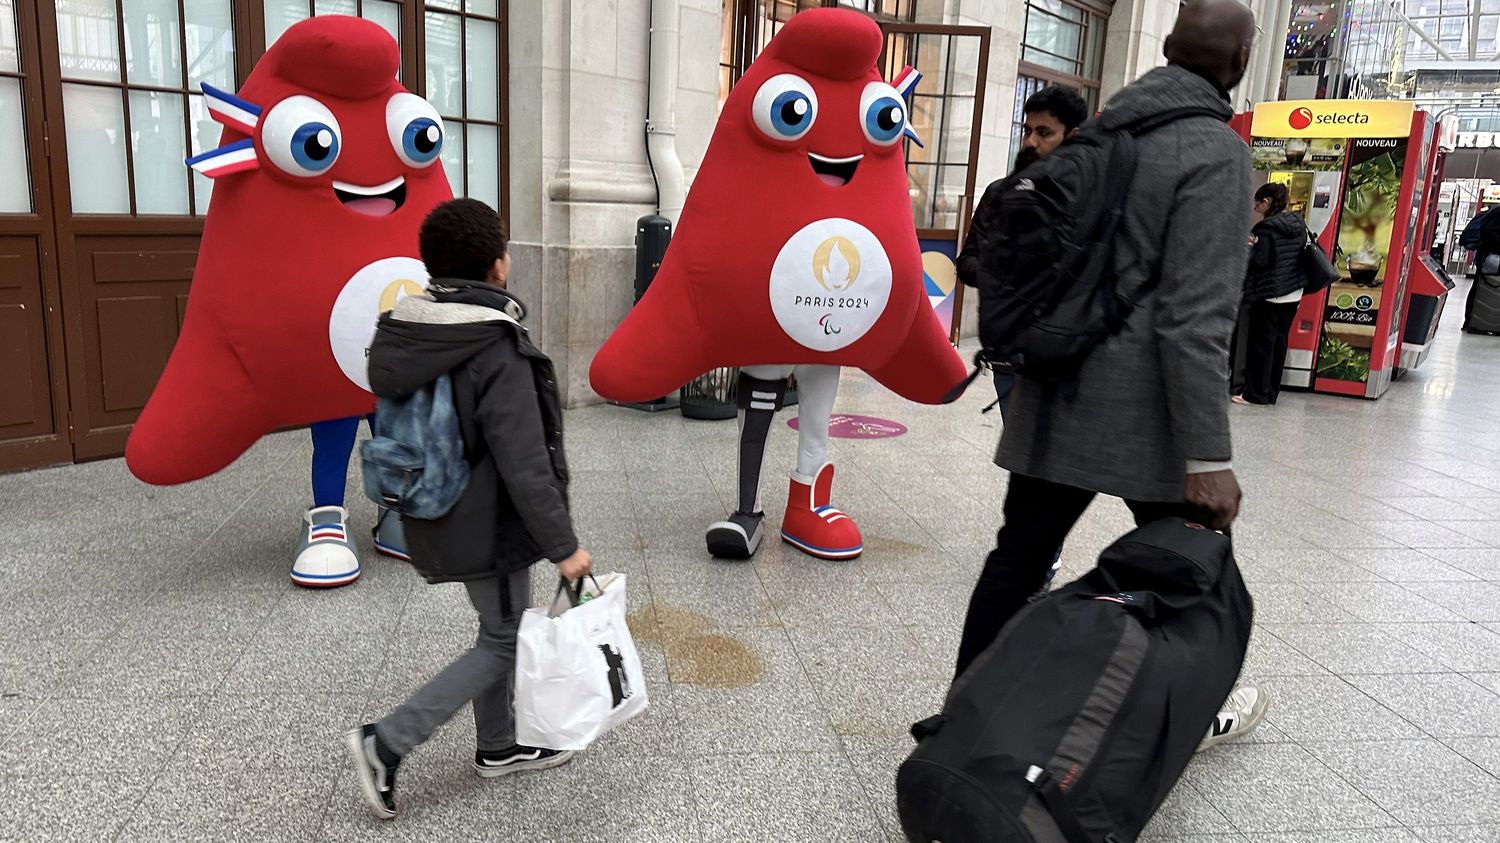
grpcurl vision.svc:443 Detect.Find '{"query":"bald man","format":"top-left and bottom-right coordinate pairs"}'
top-left (959, 0), bottom-right (1269, 751)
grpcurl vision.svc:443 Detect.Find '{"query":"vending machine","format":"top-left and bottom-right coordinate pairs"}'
top-left (1235, 100), bottom-right (1449, 399)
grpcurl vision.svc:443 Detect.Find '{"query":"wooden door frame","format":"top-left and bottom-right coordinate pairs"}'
top-left (0, 0), bottom-right (71, 472)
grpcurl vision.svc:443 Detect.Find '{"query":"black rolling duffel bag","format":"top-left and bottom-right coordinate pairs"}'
top-left (896, 519), bottom-right (1253, 843)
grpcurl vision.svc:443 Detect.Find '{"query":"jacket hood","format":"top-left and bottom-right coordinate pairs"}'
top-left (1099, 65), bottom-right (1233, 127)
top-left (1256, 211), bottom-right (1307, 240)
top-left (367, 280), bottom-right (527, 399)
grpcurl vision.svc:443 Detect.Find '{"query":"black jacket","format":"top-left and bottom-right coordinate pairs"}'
top-left (367, 280), bottom-right (576, 583)
top-left (958, 177), bottom-right (1011, 289)
top-left (1243, 211), bottom-right (1308, 302)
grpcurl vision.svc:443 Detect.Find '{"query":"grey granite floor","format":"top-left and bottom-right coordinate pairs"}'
top-left (3, 292), bottom-right (1500, 841)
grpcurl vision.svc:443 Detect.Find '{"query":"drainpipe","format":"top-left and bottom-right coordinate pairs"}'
top-left (646, 0), bottom-right (686, 227)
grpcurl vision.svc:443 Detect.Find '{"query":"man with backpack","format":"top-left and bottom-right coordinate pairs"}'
top-left (958, 85), bottom-right (1089, 415)
top-left (958, 0), bottom-right (1267, 747)
top-left (345, 198), bottom-right (592, 820)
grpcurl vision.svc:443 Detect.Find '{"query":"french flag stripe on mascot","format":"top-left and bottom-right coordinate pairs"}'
top-left (126, 16), bottom-right (453, 587)
top-left (589, 8), bottom-right (966, 561)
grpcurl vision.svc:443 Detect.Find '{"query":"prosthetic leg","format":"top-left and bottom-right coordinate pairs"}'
top-left (705, 370), bottom-right (786, 559)
top-left (704, 365), bottom-right (862, 560)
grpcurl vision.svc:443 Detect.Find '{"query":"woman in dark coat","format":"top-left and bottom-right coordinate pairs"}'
top-left (1236, 182), bottom-right (1308, 406)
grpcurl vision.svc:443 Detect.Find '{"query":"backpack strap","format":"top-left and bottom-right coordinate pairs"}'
top-left (1025, 765), bottom-right (1116, 843)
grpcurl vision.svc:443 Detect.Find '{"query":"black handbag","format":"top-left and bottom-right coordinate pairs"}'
top-left (1300, 229), bottom-right (1340, 294)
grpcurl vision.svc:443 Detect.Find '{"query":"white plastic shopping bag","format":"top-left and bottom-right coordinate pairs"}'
top-left (514, 572), bottom-right (649, 751)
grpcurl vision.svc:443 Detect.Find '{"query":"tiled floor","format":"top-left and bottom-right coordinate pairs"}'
top-left (4, 287), bottom-right (1500, 842)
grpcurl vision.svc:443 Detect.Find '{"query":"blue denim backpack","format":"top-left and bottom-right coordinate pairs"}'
top-left (360, 373), bottom-right (470, 520)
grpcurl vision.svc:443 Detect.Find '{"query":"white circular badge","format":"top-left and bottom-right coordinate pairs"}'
top-left (328, 256), bottom-right (429, 392)
top-left (769, 218), bottom-right (892, 352)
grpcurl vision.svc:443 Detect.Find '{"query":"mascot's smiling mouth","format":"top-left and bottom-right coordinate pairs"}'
top-left (333, 177), bottom-right (407, 217)
top-left (808, 153), bottom-right (862, 187)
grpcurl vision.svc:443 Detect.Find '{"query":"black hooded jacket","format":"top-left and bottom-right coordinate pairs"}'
top-left (367, 279), bottom-right (576, 582)
top-left (1243, 211), bottom-right (1309, 302)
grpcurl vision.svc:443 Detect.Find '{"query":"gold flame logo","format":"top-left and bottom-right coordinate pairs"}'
top-left (812, 236), bottom-right (860, 292)
top-left (378, 278), bottom-right (425, 313)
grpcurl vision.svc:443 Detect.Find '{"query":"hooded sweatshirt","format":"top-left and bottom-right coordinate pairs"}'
top-left (368, 280), bottom-right (576, 582)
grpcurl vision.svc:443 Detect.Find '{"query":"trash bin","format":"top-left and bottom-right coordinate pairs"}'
top-left (679, 368), bottom-right (739, 421)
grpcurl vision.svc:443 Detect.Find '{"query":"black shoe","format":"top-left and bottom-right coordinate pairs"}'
top-left (706, 511), bottom-right (765, 559)
top-left (473, 745), bottom-right (576, 779)
top-left (345, 724), bottom-right (399, 820)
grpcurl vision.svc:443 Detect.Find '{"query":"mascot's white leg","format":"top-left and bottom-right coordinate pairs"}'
top-left (705, 364), bottom-right (794, 559)
top-left (778, 364), bottom-right (862, 560)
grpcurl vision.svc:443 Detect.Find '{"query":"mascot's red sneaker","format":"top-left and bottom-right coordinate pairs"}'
top-left (780, 463), bottom-right (863, 560)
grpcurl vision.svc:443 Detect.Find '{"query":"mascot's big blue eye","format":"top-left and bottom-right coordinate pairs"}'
top-left (402, 119), bottom-right (442, 164)
top-left (771, 91), bottom-right (814, 137)
top-left (386, 93), bottom-right (445, 169)
top-left (261, 95), bottom-right (343, 177)
top-left (859, 82), bottom-right (907, 147)
top-left (752, 74), bottom-right (818, 142)
top-left (291, 123), bottom-right (339, 170)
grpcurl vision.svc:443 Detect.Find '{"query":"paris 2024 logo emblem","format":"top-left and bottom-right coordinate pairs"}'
top-left (769, 218), bottom-right (892, 352)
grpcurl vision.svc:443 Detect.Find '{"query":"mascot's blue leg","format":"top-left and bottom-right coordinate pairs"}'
top-left (365, 414), bottom-right (411, 561)
top-left (291, 417), bottom-right (363, 588)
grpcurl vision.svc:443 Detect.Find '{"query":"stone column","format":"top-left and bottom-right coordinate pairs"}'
top-left (506, 0), bottom-right (721, 407)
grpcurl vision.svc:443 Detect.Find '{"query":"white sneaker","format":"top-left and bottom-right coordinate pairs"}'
top-left (1197, 685), bottom-right (1270, 752)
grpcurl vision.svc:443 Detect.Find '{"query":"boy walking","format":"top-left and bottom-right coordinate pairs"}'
top-left (345, 198), bottom-right (592, 820)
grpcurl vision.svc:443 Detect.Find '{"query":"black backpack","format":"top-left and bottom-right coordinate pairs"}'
top-left (975, 107), bottom-right (1221, 382)
top-left (896, 519), bottom-right (1253, 843)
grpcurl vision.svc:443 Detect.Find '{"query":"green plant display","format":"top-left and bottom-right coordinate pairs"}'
top-left (1339, 152), bottom-right (1403, 285)
top-left (1317, 336), bottom-right (1370, 383)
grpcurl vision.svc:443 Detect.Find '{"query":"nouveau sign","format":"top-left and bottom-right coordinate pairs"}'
top-left (1251, 100), bottom-right (1416, 139)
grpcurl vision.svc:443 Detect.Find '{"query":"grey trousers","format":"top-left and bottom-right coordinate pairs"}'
top-left (376, 567), bottom-right (530, 756)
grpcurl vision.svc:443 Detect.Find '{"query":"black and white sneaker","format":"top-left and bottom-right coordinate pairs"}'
top-left (706, 511), bottom-right (765, 559)
top-left (473, 745), bottom-right (576, 778)
top-left (345, 724), bottom-right (400, 820)
top-left (1197, 686), bottom-right (1270, 753)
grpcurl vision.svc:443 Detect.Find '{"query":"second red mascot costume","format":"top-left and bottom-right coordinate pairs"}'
top-left (124, 17), bottom-right (454, 586)
top-left (590, 9), bottom-right (966, 560)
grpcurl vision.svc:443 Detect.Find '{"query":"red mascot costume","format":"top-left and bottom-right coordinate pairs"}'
top-left (590, 8), bottom-right (966, 560)
top-left (125, 16), bottom-right (454, 586)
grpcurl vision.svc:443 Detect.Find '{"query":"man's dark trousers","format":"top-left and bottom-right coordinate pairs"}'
top-left (954, 473), bottom-right (1204, 678)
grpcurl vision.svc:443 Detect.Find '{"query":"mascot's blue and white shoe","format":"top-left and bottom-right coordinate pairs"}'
top-left (291, 505), bottom-right (362, 588)
top-left (373, 508), bottom-right (411, 562)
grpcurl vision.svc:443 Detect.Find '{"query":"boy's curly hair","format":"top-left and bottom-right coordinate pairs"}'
top-left (419, 198), bottom-right (508, 282)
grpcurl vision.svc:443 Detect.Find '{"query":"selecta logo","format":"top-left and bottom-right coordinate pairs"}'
top-left (1289, 107), bottom-right (1314, 130)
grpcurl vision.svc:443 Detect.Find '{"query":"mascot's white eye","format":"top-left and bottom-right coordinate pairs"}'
top-left (261, 95), bottom-right (343, 177)
top-left (860, 81), bottom-right (906, 146)
top-left (386, 93), bottom-right (444, 168)
top-left (752, 73), bottom-right (818, 142)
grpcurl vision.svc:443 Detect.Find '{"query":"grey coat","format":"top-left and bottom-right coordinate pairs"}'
top-left (996, 66), bottom-right (1251, 502)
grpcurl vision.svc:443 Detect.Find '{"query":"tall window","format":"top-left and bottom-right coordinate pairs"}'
top-left (265, 0), bottom-right (402, 53)
top-left (0, 0), bottom-right (30, 212)
top-left (1017, 0), bottom-right (1106, 112)
top-left (718, 0), bottom-right (917, 107)
top-left (424, 1), bottom-right (504, 211)
top-left (56, 0), bottom-right (237, 216)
